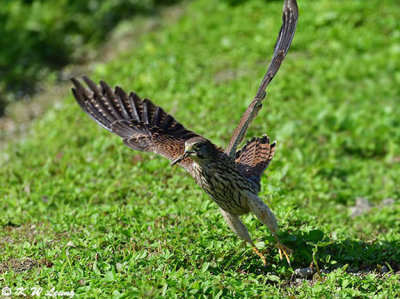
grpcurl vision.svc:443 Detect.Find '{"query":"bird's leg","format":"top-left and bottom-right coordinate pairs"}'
top-left (247, 193), bottom-right (292, 265)
top-left (220, 208), bottom-right (267, 265)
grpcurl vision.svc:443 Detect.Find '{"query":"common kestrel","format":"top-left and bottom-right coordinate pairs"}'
top-left (71, 0), bottom-right (298, 265)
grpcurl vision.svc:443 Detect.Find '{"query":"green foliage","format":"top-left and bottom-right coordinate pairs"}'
top-left (1, 0), bottom-right (400, 297)
top-left (0, 0), bottom-right (180, 115)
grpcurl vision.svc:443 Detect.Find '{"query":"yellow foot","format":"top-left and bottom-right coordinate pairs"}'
top-left (274, 236), bottom-right (293, 265)
top-left (252, 246), bottom-right (267, 266)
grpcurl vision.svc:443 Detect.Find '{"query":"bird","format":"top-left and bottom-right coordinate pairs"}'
top-left (71, 0), bottom-right (298, 265)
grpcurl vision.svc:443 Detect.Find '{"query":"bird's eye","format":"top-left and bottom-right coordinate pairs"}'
top-left (193, 143), bottom-right (204, 151)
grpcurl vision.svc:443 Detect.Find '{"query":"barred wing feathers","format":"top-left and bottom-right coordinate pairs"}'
top-left (71, 76), bottom-right (199, 171)
top-left (226, 0), bottom-right (298, 158)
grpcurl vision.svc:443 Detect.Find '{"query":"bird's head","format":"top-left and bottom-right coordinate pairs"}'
top-left (171, 137), bottom-right (216, 166)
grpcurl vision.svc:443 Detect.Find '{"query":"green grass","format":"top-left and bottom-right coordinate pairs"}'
top-left (1, 0), bottom-right (400, 297)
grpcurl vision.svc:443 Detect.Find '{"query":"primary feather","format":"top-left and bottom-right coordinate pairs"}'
top-left (71, 76), bottom-right (200, 171)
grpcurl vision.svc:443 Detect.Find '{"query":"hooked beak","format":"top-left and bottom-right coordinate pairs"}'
top-left (170, 150), bottom-right (194, 167)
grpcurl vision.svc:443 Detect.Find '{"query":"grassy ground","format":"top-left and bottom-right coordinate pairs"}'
top-left (1, 0), bottom-right (400, 297)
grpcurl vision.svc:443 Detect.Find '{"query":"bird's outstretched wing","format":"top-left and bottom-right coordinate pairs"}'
top-left (226, 0), bottom-right (298, 158)
top-left (235, 136), bottom-right (276, 193)
top-left (71, 76), bottom-right (200, 171)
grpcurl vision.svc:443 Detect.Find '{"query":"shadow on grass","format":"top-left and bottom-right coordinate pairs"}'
top-left (201, 228), bottom-right (400, 277)
top-left (162, 227), bottom-right (400, 277)
top-left (230, 229), bottom-right (400, 275)
top-left (282, 229), bottom-right (400, 272)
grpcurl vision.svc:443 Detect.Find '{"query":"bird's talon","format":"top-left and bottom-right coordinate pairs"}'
top-left (252, 247), bottom-right (267, 266)
top-left (274, 238), bottom-right (292, 265)
top-left (278, 248), bottom-right (283, 260)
